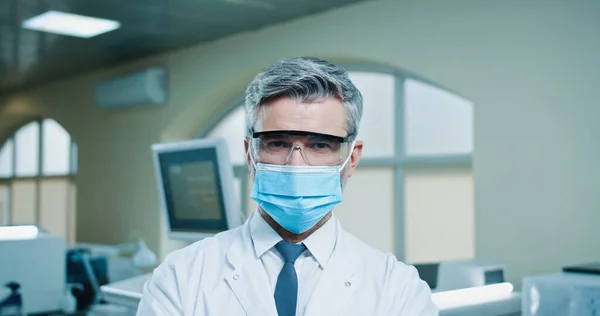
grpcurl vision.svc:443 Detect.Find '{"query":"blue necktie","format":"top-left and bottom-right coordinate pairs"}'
top-left (274, 241), bottom-right (306, 316)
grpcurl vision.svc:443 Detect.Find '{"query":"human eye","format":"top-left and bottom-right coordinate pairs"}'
top-left (263, 137), bottom-right (292, 152)
top-left (268, 140), bottom-right (288, 148)
top-left (309, 142), bottom-right (333, 150)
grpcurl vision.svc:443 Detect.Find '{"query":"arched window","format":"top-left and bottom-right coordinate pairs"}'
top-left (0, 119), bottom-right (77, 241)
top-left (199, 66), bottom-right (473, 263)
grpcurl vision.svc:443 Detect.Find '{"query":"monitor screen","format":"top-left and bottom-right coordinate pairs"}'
top-left (152, 138), bottom-right (242, 240)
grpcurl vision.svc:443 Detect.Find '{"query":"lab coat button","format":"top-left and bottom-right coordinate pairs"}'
top-left (233, 274), bottom-right (240, 280)
top-left (345, 282), bottom-right (351, 287)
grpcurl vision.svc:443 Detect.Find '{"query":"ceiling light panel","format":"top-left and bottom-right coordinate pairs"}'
top-left (22, 11), bottom-right (120, 38)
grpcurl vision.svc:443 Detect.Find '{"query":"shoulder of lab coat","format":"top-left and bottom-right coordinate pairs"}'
top-left (342, 233), bottom-right (439, 315)
top-left (136, 221), bottom-right (438, 316)
top-left (136, 225), bottom-right (243, 316)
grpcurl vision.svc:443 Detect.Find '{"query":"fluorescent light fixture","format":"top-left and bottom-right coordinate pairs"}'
top-left (0, 225), bottom-right (39, 240)
top-left (432, 282), bottom-right (514, 310)
top-left (22, 11), bottom-right (120, 38)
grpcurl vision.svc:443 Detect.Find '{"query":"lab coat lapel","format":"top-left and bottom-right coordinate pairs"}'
top-left (304, 223), bottom-right (360, 316)
top-left (225, 218), bottom-right (278, 316)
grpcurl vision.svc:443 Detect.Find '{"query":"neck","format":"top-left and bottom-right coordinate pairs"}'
top-left (259, 208), bottom-right (332, 243)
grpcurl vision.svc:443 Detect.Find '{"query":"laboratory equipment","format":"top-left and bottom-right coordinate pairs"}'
top-left (60, 284), bottom-right (80, 313)
top-left (522, 271), bottom-right (600, 316)
top-left (67, 238), bottom-right (157, 310)
top-left (66, 248), bottom-right (107, 308)
top-left (563, 261), bottom-right (600, 275)
top-left (414, 259), bottom-right (508, 292)
top-left (435, 283), bottom-right (521, 316)
top-left (0, 282), bottom-right (23, 316)
top-left (0, 225), bottom-right (66, 314)
top-left (414, 259), bottom-right (520, 315)
top-left (101, 138), bottom-right (243, 309)
top-left (151, 137), bottom-right (243, 241)
top-left (131, 238), bottom-right (157, 271)
top-left (75, 239), bottom-right (156, 282)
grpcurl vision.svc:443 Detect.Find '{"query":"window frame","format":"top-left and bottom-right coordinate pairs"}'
top-left (196, 64), bottom-right (473, 261)
top-left (0, 118), bottom-right (77, 237)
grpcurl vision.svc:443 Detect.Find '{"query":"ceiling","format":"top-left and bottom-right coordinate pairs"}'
top-left (0, 0), bottom-right (367, 96)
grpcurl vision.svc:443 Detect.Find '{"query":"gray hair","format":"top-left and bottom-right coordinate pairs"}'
top-left (244, 57), bottom-right (363, 138)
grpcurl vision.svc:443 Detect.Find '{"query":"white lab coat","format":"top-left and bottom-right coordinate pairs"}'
top-left (137, 212), bottom-right (439, 315)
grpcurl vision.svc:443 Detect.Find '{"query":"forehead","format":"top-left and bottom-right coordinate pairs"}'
top-left (257, 97), bottom-right (347, 137)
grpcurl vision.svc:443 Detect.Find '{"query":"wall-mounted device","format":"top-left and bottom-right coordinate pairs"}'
top-left (95, 67), bottom-right (167, 110)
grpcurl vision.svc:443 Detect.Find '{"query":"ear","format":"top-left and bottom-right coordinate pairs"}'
top-left (345, 140), bottom-right (363, 178)
top-left (245, 138), bottom-right (257, 180)
top-left (244, 137), bottom-right (251, 167)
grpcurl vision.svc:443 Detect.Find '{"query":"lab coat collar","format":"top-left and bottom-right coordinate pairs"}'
top-left (304, 218), bottom-right (361, 315)
top-left (225, 212), bottom-right (278, 316)
top-left (225, 211), bottom-right (360, 316)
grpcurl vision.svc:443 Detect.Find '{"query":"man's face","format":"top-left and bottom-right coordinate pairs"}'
top-left (245, 97), bottom-right (363, 183)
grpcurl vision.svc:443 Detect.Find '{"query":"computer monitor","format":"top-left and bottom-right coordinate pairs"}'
top-left (151, 138), bottom-right (243, 240)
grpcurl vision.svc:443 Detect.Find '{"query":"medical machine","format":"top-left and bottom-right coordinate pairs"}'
top-left (101, 138), bottom-right (242, 309)
top-left (522, 268), bottom-right (600, 316)
top-left (0, 225), bottom-right (66, 314)
top-left (415, 259), bottom-right (508, 292)
top-left (151, 137), bottom-right (243, 240)
top-left (413, 259), bottom-right (520, 315)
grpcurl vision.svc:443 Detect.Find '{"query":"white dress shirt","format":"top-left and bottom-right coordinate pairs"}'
top-left (249, 212), bottom-right (337, 316)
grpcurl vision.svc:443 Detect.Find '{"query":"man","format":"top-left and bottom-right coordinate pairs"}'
top-left (137, 57), bottom-right (438, 315)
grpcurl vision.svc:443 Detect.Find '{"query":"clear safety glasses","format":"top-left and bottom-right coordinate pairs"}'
top-left (249, 129), bottom-right (355, 166)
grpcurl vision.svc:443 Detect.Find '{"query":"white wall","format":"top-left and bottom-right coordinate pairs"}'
top-left (1, 0), bottom-right (599, 287)
top-left (336, 167), bottom-right (396, 253)
top-left (162, 0), bottom-right (600, 286)
top-left (405, 165), bottom-right (474, 264)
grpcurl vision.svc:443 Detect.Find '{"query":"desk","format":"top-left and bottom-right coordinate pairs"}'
top-left (100, 274), bottom-right (150, 309)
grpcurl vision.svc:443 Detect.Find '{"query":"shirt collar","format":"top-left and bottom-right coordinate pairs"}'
top-left (302, 213), bottom-right (337, 268)
top-left (249, 211), bottom-right (338, 268)
top-left (250, 211), bottom-right (282, 258)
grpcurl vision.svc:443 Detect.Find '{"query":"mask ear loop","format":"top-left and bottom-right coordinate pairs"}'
top-left (339, 141), bottom-right (356, 171)
top-left (247, 139), bottom-right (258, 170)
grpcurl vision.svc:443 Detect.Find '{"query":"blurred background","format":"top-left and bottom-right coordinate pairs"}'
top-left (0, 0), bottom-right (599, 315)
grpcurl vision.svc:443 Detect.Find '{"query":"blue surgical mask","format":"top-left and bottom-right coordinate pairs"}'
top-left (249, 143), bottom-right (354, 234)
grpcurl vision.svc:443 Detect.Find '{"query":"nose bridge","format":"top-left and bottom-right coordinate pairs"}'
top-left (285, 145), bottom-right (309, 165)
